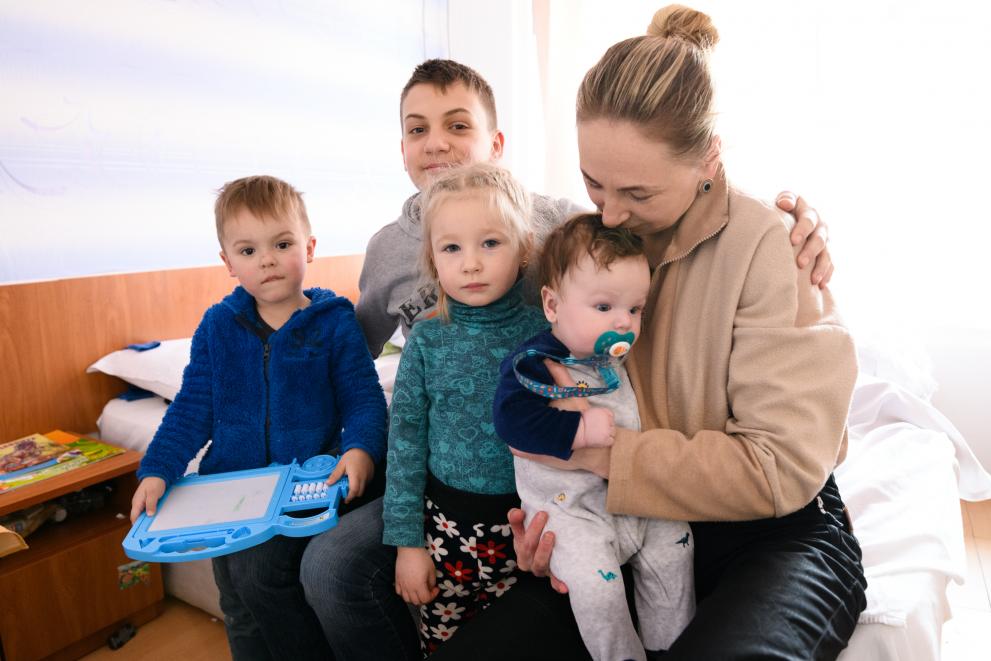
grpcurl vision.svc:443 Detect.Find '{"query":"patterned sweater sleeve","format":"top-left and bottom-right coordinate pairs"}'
top-left (382, 331), bottom-right (431, 547)
top-left (137, 310), bottom-right (215, 484)
top-left (328, 302), bottom-right (388, 463)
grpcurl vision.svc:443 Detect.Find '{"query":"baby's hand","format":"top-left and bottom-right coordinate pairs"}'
top-left (326, 448), bottom-right (374, 504)
top-left (130, 476), bottom-right (166, 523)
top-left (573, 407), bottom-right (615, 449)
top-left (395, 546), bottom-right (439, 605)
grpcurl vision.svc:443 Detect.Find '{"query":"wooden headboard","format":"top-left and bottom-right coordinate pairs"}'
top-left (0, 254), bottom-right (363, 441)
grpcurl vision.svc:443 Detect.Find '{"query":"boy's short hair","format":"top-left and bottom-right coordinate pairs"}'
top-left (539, 214), bottom-right (646, 290)
top-left (419, 163), bottom-right (532, 319)
top-left (214, 175), bottom-right (311, 244)
top-left (400, 59), bottom-right (498, 131)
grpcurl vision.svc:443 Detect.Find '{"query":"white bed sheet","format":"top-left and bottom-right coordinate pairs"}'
top-left (97, 353), bottom-right (991, 656)
top-left (836, 373), bottom-right (991, 660)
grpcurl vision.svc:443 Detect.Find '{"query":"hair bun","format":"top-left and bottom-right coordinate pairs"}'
top-left (647, 4), bottom-right (719, 52)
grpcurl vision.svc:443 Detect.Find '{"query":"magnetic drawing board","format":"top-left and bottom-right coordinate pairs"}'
top-left (124, 455), bottom-right (346, 562)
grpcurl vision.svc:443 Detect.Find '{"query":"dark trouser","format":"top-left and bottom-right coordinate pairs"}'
top-left (214, 461), bottom-right (386, 661)
top-left (213, 535), bottom-right (332, 661)
top-left (430, 475), bottom-right (866, 661)
top-left (301, 496), bottom-right (422, 661)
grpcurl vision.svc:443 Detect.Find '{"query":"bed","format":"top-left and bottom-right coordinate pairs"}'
top-left (2, 258), bottom-right (988, 659)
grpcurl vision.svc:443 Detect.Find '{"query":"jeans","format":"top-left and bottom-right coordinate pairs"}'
top-left (213, 535), bottom-right (333, 661)
top-left (301, 496), bottom-right (421, 660)
top-left (429, 475), bottom-right (866, 661)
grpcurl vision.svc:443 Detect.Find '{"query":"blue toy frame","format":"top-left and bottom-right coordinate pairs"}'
top-left (123, 454), bottom-right (347, 562)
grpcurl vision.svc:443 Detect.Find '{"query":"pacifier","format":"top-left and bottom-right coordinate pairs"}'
top-left (593, 331), bottom-right (635, 359)
top-left (512, 330), bottom-right (636, 400)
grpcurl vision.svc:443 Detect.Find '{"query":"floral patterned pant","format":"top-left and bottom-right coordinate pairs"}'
top-left (418, 493), bottom-right (518, 655)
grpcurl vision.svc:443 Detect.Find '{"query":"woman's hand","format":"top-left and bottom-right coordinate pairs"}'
top-left (395, 546), bottom-right (439, 605)
top-left (507, 508), bottom-right (569, 594)
top-left (327, 448), bottom-right (374, 504)
top-left (775, 191), bottom-right (833, 287)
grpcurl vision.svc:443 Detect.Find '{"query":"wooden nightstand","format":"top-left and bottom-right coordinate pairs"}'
top-left (0, 434), bottom-right (164, 661)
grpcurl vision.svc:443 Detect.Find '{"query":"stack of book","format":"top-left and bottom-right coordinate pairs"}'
top-left (0, 431), bottom-right (124, 494)
top-left (0, 431), bottom-right (125, 557)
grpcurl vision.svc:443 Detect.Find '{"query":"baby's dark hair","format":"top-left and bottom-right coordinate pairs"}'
top-left (539, 213), bottom-right (646, 290)
top-left (400, 59), bottom-right (498, 130)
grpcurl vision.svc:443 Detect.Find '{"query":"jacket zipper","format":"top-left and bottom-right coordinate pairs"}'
top-left (659, 223), bottom-right (727, 269)
top-left (263, 341), bottom-right (271, 465)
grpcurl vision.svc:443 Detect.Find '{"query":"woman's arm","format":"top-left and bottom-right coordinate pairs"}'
top-left (608, 221), bottom-right (856, 522)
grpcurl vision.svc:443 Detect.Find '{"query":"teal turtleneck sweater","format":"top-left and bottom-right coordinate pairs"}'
top-left (382, 280), bottom-right (549, 548)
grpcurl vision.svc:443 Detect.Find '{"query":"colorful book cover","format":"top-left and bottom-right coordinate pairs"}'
top-left (0, 433), bottom-right (70, 476)
top-left (0, 432), bottom-right (125, 494)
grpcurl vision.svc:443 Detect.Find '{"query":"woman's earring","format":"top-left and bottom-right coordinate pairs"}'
top-left (699, 179), bottom-right (713, 194)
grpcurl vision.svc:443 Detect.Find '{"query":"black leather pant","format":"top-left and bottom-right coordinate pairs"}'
top-left (431, 474), bottom-right (866, 661)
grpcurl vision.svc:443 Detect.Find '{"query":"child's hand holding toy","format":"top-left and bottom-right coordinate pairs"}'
top-left (130, 476), bottom-right (166, 523)
top-left (326, 448), bottom-right (374, 504)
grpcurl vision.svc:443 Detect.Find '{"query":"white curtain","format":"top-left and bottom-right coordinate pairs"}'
top-left (533, 0), bottom-right (991, 333)
top-left (0, 0), bottom-right (444, 283)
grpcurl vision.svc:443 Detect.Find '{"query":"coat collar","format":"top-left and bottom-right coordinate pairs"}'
top-left (643, 163), bottom-right (729, 269)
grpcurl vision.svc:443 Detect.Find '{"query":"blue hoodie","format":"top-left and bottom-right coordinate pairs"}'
top-left (138, 286), bottom-right (387, 484)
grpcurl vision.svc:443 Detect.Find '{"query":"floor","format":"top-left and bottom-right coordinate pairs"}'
top-left (80, 500), bottom-right (991, 660)
top-left (942, 499), bottom-right (991, 660)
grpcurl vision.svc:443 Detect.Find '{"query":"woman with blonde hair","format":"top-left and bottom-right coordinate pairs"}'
top-left (433, 5), bottom-right (866, 659)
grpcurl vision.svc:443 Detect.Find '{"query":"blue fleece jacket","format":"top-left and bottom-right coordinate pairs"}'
top-left (138, 286), bottom-right (387, 485)
top-left (493, 330), bottom-right (582, 460)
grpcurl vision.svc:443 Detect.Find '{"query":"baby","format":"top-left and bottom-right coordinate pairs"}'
top-left (494, 213), bottom-right (694, 660)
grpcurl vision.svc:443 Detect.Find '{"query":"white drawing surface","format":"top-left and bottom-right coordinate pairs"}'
top-left (148, 473), bottom-right (281, 532)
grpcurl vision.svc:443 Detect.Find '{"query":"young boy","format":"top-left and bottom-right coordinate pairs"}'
top-left (493, 214), bottom-right (693, 660)
top-left (130, 175), bottom-right (387, 661)
top-left (355, 59), bottom-right (833, 359)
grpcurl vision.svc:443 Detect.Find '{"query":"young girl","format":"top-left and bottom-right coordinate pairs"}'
top-left (382, 163), bottom-right (548, 654)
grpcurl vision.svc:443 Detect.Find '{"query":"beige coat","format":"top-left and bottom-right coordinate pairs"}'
top-left (609, 165), bottom-right (857, 522)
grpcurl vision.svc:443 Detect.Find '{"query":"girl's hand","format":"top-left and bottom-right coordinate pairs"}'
top-left (327, 448), bottom-right (374, 504)
top-left (395, 546), bottom-right (439, 605)
top-left (130, 476), bottom-right (166, 523)
top-left (775, 191), bottom-right (833, 287)
top-left (508, 508), bottom-right (568, 594)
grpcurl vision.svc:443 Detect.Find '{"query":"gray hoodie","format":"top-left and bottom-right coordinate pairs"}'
top-left (356, 192), bottom-right (586, 357)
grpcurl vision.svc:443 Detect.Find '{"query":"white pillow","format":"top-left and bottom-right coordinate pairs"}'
top-left (87, 338), bottom-right (192, 401)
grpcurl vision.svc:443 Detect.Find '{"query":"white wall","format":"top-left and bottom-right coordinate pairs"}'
top-left (0, 0), bottom-right (441, 284)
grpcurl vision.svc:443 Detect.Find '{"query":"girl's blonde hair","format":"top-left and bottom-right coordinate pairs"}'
top-left (419, 163), bottom-right (533, 319)
top-left (577, 4), bottom-right (719, 159)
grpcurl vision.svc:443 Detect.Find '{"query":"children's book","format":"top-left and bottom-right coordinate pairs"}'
top-left (0, 432), bottom-right (125, 494)
top-left (0, 433), bottom-right (70, 476)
